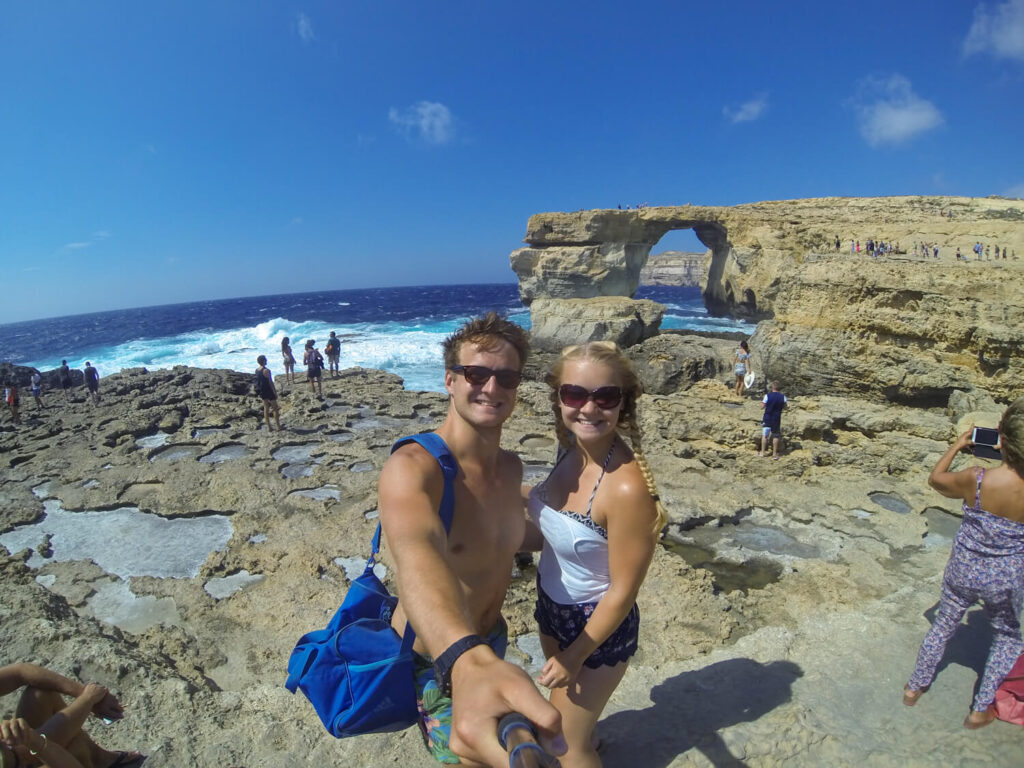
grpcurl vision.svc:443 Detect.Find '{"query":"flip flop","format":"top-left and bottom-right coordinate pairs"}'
top-left (106, 752), bottom-right (146, 768)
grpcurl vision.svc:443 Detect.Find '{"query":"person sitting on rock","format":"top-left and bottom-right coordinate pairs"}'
top-left (0, 662), bottom-right (144, 767)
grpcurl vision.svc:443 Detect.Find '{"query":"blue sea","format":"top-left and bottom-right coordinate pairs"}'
top-left (0, 284), bottom-right (751, 392)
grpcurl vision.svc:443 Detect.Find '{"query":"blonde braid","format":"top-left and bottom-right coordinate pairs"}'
top-left (626, 418), bottom-right (667, 535)
top-left (551, 391), bottom-right (574, 452)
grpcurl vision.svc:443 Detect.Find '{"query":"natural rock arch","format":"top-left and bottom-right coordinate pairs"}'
top-left (510, 197), bottom-right (1024, 403)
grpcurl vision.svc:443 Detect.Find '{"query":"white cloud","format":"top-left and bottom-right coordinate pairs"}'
top-left (1007, 182), bottom-right (1024, 198)
top-left (297, 12), bottom-right (315, 43)
top-left (723, 93), bottom-right (769, 124)
top-left (850, 74), bottom-right (944, 147)
top-left (964, 0), bottom-right (1024, 60)
top-left (388, 101), bottom-right (455, 145)
top-left (92, 230), bottom-right (110, 239)
top-left (64, 242), bottom-right (91, 250)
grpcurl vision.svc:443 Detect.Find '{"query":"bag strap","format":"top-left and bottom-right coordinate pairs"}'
top-left (370, 432), bottom-right (458, 554)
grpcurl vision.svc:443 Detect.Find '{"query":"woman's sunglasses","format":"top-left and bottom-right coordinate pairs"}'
top-left (558, 384), bottom-right (623, 410)
top-left (451, 365), bottom-right (522, 389)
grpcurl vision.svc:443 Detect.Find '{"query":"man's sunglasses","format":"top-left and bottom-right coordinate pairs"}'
top-left (558, 384), bottom-right (623, 410)
top-left (451, 365), bottom-right (522, 389)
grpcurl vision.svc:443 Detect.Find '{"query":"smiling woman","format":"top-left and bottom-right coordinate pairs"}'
top-left (522, 340), bottom-right (668, 767)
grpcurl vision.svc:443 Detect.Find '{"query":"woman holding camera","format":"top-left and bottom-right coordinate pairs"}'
top-left (904, 397), bottom-right (1024, 728)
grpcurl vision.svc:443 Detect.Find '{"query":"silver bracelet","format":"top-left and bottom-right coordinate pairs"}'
top-left (28, 732), bottom-right (48, 756)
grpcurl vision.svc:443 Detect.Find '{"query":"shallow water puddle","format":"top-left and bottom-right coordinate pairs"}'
top-left (0, 499), bottom-right (233, 579)
top-left (82, 579), bottom-right (181, 634)
top-left (327, 431), bottom-right (354, 443)
top-left (135, 432), bottom-right (171, 449)
top-left (662, 538), bottom-right (783, 594)
top-left (199, 444), bottom-right (252, 463)
top-left (149, 444), bottom-right (203, 462)
top-left (523, 462), bottom-right (554, 484)
top-left (204, 570), bottom-right (265, 600)
top-left (923, 506), bottom-right (961, 540)
top-left (348, 461), bottom-right (374, 472)
top-left (289, 486), bottom-right (341, 501)
top-left (192, 426), bottom-right (230, 438)
top-left (272, 443), bottom-right (319, 463)
top-left (869, 491), bottom-right (911, 514)
top-left (274, 442), bottom-right (323, 478)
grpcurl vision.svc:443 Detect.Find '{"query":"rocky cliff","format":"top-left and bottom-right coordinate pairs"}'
top-left (640, 250), bottom-right (707, 286)
top-left (511, 196), bottom-right (1024, 405)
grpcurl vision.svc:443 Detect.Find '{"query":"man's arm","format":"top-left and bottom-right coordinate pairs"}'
top-left (378, 446), bottom-right (562, 766)
top-left (378, 446), bottom-right (476, 655)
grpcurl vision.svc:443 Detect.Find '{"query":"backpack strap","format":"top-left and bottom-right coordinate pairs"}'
top-left (370, 432), bottom-right (458, 555)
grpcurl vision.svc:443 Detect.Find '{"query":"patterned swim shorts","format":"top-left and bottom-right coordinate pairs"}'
top-left (412, 619), bottom-right (509, 764)
top-left (534, 577), bottom-right (639, 669)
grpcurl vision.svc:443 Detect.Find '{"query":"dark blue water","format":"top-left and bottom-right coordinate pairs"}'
top-left (0, 283), bottom-right (749, 392)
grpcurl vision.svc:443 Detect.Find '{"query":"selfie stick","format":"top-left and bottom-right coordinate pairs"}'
top-left (498, 712), bottom-right (561, 768)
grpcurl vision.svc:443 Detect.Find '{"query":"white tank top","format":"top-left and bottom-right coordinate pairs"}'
top-left (527, 445), bottom-right (615, 604)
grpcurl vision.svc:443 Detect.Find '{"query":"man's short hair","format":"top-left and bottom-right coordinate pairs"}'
top-left (257, 355), bottom-right (267, 366)
top-left (442, 312), bottom-right (529, 371)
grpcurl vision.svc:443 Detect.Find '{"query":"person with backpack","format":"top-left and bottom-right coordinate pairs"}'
top-left (83, 362), bottom-right (100, 404)
top-left (325, 331), bottom-right (341, 379)
top-left (254, 355), bottom-right (280, 431)
top-left (302, 340), bottom-right (323, 397)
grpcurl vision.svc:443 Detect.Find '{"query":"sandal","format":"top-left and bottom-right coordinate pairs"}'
top-left (902, 685), bottom-right (925, 706)
top-left (964, 707), bottom-right (996, 730)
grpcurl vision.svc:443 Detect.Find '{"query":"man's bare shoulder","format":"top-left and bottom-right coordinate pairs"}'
top-left (380, 440), bottom-right (443, 491)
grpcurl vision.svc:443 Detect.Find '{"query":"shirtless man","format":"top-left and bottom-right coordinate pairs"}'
top-left (379, 313), bottom-right (562, 766)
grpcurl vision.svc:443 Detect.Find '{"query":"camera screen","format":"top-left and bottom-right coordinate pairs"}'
top-left (972, 427), bottom-right (1000, 447)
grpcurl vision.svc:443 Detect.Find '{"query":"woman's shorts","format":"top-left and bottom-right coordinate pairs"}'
top-left (734, 364), bottom-right (747, 376)
top-left (534, 578), bottom-right (638, 669)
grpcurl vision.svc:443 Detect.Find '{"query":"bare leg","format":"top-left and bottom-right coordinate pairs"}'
top-left (16, 687), bottom-right (107, 768)
top-left (540, 634), bottom-right (627, 768)
top-left (759, 432), bottom-right (767, 457)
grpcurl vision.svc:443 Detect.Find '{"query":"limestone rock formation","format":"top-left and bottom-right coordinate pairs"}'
top-left (640, 250), bottom-right (708, 286)
top-left (3, 363), bottom-right (1023, 765)
top-left (527, 297), bottom-right (664, 351)
top-left (513, 196), bottom-right (1024, 404)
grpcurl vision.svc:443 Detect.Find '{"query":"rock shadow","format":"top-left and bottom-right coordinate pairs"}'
top-left (599, 658), bottom-right (802, 767)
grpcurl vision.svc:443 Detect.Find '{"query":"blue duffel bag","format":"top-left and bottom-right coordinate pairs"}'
top-left (285, 432), bottom-right (456, 737)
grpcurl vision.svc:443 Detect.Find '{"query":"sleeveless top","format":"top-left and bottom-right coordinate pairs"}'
top-left (956, 468), bottom-right (1024, 557)
top-left (528, 445), bottom-right (615, 604)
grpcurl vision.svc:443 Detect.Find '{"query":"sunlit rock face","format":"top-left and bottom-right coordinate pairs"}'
top-left (512, 196), bottom-right (1024, 404)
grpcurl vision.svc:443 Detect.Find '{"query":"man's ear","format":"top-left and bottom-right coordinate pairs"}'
top-left (444, 369), bottom-right (456, 397)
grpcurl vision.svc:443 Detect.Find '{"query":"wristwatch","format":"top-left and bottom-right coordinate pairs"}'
top-left (433, 634), bottom-right (486, 696)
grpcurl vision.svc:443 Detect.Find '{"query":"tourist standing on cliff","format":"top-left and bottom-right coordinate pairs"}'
top-left (523, 341), bottom-right (666, 768)
top-left (302, 340), bottom-right (323, 397)
top-left (254, 355), bottom-right (281, 431)
top-left (82, 362), bottom-right (100, 404)
top-left (760, 381), bottom-right (787, 458)
top-left (378, 313), bottom-right (563, 766)
top-left (4, 381), bottom-right (21, 425)
top-left (325, 331), bottom-right (340, 379)
top-left (280, 337), bottom-right (296, 384)
top-left (733, 340), bottom-right (752, 396)
top-left (904, 398), bottom-right (1024, 728)
top-left (30, 371), bottom-right (43, 410)
top-left (58, 360), bottom-right (72, 402)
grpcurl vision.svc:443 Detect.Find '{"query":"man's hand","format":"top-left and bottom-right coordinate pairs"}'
top-left (449, 648), bottom-right (564, 767)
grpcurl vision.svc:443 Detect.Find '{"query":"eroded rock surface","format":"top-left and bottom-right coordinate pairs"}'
top-left (2, 359), bottom-right (1020, 766)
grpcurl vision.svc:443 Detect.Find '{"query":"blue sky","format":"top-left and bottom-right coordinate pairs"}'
top-left (1, 1), bottom-right (1023, 324)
